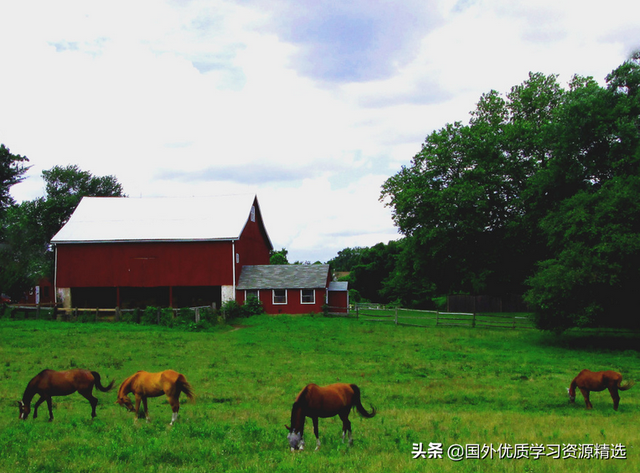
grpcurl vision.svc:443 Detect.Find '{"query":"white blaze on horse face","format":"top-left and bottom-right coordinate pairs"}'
top-left (287, 430), bottom-right (303, 450)
top-left (170, 412), bottom-right (178, 425)
top-left (566, 387), bottom-right (575, 401)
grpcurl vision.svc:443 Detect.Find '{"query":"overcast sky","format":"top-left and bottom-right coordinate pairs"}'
top-left (1, 0), bottom-right (637, 262)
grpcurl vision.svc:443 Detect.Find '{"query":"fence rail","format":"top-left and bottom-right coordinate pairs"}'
top-left (3, 304), bottom-right (217, 324)
top-left (354, 305), bottom-right (535, 330)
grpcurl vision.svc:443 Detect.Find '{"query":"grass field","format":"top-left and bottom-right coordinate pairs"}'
top-left (1, 314), bottom-right (638, 472)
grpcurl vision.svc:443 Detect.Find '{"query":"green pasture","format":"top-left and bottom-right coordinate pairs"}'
top-left (0, 315), bottom-right (638, 472)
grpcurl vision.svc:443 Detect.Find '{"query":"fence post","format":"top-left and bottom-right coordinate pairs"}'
top-left (95, 307), bottom-right (99, 322)
top-left (195, 307), bottom-right (200, 323)
top-left (394, 306), bottom-right (398, 326)
top-left (472, 311), bottom-right (476, 328)
top-left (157, 308), bottom-right (161, 325)
top-left (436, 310), bottom-right (439, 326)
top-left (115, 307), bottom-right (120, 322)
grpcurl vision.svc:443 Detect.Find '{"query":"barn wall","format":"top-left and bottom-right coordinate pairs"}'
top-left (56, 241), bottom-right (235, 288)
top-left (327, 291), bottom-right (348, 313)
top-left (236, 288), bottom-right (327, 314)
top-left (234, 203), bottom-right (272, 283)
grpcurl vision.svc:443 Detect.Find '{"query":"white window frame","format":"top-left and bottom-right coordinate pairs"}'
top-left (273, 289), bottom-right (287, 305)
top-left (301, 289), bottom-right (315, 304)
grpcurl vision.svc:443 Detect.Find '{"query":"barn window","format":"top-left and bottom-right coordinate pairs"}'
top-left (273, 289), bottom-right (287, 305)
top-left (251, 206), bottom-right (256, 222)
top-left (301, 289), bottom-right (315, 304)
top-left (245, 290), bottom-right (259, 300)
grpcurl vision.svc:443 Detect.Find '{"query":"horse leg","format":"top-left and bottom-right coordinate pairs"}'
top-left (608, 387), bottom-right (620, 411)
top-left (312, 417), bottom-right (320, 450)
top-left (339, 411), bottom-right (353, 446)
top-left (33, 395), bottom-right (46, 420)
top-left (79, 389), bottom-right (99, 418)
top-left (579, 387), bottom-right (593, 409)
top-left (168, 396), bottom-right (179, 425)
top-left (133, 396), bottom-right (142, 423)
top-left (142, 397), bottom-right (150, 423)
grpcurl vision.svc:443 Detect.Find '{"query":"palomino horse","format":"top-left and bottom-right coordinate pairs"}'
top-left (116, 370), bottom-right (194, 425)
top-left (18, 369), bottom-right (114, 421)
top-left (568, 369), bottom-right (634, 410)
top-left (286, 383), bottom-right (376, 451)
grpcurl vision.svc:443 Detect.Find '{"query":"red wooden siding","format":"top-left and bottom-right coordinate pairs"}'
top-left (234, 204), bottom-right (272, 283)
top-left (56, 241), bottom-right (235, 288)
top-left (328, 291), bottom-right (348, 313)
top-left (237, 288), bottom-right (327, 314)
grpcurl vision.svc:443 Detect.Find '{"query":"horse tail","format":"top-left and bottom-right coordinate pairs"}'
top-left (618, 379), bottom-right (635, 391)
top-left (91, 371), bottom-right (115, 392)
top-left (350, 384), bottom-right (376, 418)
top-left (177, 374), bottom-right (196, 403)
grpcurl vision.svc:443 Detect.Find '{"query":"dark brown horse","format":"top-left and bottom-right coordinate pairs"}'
top-left (285, 383), bottom-right (376, 451)
top-left (18, 369), bottom-right (114, 421)
top-left (568, 369), bottom-right (634, 410)
top-left (116, 370), bottom-right (195, 425)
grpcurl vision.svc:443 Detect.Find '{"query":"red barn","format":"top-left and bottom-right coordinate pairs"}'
top-left (51, 195), bottom-right (272, 309)
top-left (236, 264), bottom-right (333, 314)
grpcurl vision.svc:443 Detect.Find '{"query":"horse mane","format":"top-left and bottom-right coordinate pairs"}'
top-left (117, 372), bottom-right (138, 398)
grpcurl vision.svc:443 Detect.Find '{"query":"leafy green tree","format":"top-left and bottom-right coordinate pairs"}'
top-left (0, 144), bottom-right (30, 219)
top-left (327, 247), bottom-right (368, 272)
top-left (269, 248), bottom-right (289, 265)
top-left (381, 72), bottom-right (564, 297)
top-left (524, 58), bottom-right (640, 330)
top-left (1, 164), bottom-right (125, 299)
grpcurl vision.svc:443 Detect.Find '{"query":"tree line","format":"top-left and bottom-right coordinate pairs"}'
top-left (331, 56), bottom-right (640, 332)
top-left (3, 56), bottom-right (639, 331)
top-left (0, 153), bottom-right (124, 300)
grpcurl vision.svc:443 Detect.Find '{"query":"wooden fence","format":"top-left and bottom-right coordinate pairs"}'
top-left (352, 304), bottom-right (535, 330)
top-left (3, 304), bottom-right (217, 323)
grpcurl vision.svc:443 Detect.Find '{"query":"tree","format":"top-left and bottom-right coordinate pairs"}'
top-left (1, 164), bottom-right (125, 299)
top-left (270, 248), bottom-right (289, 265)
top-left (381, 72), bottom-right (564, 297)
top-left (381, 57), bottom-right (640, 330)
top-left (0, 144), bottom-right (30, 219)
top-left (524, 58), bottom-right (640, 330)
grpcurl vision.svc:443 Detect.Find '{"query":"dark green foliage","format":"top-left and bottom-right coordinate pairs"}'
top-left (242, 296), bottom-right (265, 316)
top-left (269, 248), bottom-right (289, 265)
top-left (0, 144), bottom-right (30, 218)
top-left (1, 163), bottom-right (126, 300)
top-left (221, 300), bottom-right (243, 321)
top-left (379, 57), bottom-right (640, 330)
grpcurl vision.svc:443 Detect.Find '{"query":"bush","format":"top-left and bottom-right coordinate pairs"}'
top-left (242, 297), bottom-right (264, 317)
top-left (221, 300), bottom-right (242, 321)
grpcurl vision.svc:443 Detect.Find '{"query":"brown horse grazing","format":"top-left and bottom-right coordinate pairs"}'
top-left (285, 383), bottom-right (376, 451)
top-left (18, 369), bottom-right (115, 421)
top-left (116, 370), bottom-right (195, 425)
top-left (568, 369), bottom-right (634, 410)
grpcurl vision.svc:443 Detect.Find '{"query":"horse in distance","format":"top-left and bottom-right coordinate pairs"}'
top-left (568, 369), bottom-right (634, 410)
top-left (286, 383), bottom-right (376, 451)
top-left (18, 369), bottom-right (115, 421)
top-left (116, 370), bottom-right (195, 425)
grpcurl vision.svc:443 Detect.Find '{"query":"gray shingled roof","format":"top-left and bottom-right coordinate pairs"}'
top-left (237, 264), bottom-right (330, 290)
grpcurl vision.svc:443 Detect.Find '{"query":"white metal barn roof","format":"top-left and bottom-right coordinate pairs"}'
top-left (51, 194), bottom-right (268, 244)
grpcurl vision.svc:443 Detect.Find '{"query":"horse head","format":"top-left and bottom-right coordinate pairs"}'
top-left (285, 425), bottom-right (304, 451)
top-left (567, 387), bottom-right (576, 402)
top-left (115, 395), bottom-right (135, 412)
top-left (18, 400), bottom-right (30, 420)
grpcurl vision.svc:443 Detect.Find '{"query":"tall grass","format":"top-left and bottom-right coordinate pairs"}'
top-left (1, 315), bottom-right (638, 472)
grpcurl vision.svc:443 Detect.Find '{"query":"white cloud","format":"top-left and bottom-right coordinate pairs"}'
top-left (2, 0), bottom-right (638, 262)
